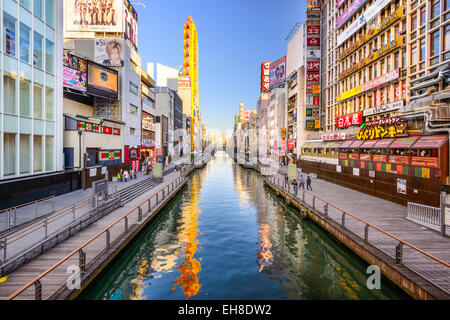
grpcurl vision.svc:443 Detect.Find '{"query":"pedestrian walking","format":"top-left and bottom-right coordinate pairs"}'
top-left (293, 179), bottom-right (298, 195)
top-left (133, 168), bottom-right (137, 180)
top-left (123, 170), bottom-right (129, 182)
top-left (284, 174), bottom-right (289, 188)
top-left (119, 169), bottom-right (123, 182)
top-left (298, 174), bottom-right (305, 190)
top-left (306, 175), bottom-right (312, 191)
top-left (117, 171), bottom-right (121, 182)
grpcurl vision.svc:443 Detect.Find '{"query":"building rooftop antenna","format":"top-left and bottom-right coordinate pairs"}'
top-left (285, 22), bottom-right (301, 41)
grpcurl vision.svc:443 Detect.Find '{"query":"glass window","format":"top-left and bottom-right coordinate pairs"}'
top-left (411, 43), bottom-right (417, 64)
top-left (402, 49), bottom-right (406, 67)
top-left (45, 39), bottom-right (54, 74)
top-left (431, 0), bottom-right (440, 19)
top-left (45, 0), bottom-right (55, 27)
top-left (45, 136), bottom-right (53, 171)
top-left (4, 74), bottom-right (16, 114)
top-left (45, 87), bottom-right (54, 120)
top-left (411, 14), bottom-right (417, 31)
top-left (33, 135), bottom-right (42, 172)
top-left (394, 52), bottom-right (400, 68)
top-left (3, 12), bottom-right (17, 57)
top-left (20, 23), bottom-right (31, 63)
top-left (420, 7), bottom-right (426, 25)
top-left (34, 84), bottom-right (43, 118)
top-left (420, 38), bottom-right (426, 61)
top-left (130, 104), bottom-right (138, 115)
top-left (20, 79), bottom-right (31, 116)
top-left (431, 30), bottom-right (440, 56)
top-left (130, 127), bottom-right (135, 135)
top-left (20, 134), bottom-right (31, 174)
top-left (4, 134), bottom-right (16, 176)
top-left (20, 0), bottom-right (31, 10)
top-left (445, 24), bottom-right (450, 51)
top-left (34, 0), bottom-right (43, 19)
top-left (387, 56), bottom-right (391, 71)
top-left (33, 31), bottom-right (43, 68)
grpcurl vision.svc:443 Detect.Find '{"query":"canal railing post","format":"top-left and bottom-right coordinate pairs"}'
top-left (124, 216), bottom-right (128, 233)
top-left (79, 249), bottom-right (86, 274)
top-left (148, 199), bottom-right (151, 213)
top-left (44, 217), bottom-right (48, 238)
top-left (35, 280), bottom-right (42, 300)
top-left (364, 224), bottom-right (369, 243)
top-left (395, 242), bottom-right (403, 265)
top-left (302, 191), bottom-right (305, 203)
top-left (313, 196), bottom-right (316, 210)
top-left (72, 204), bottom-right (76, 221)
top-left (156, 193), bottom-right (158, 205)
top-left (106, 229), bottom-right (110, 250)
top-left (138, 206), bottom-right (143, 222)
top-left (35, 200), bottom-right (38, 218)
top-left (0, 237), bottom-right (6, 262)
top-left (341, 212), bottom-right (345, 228)
top-left (324, 204), bottom-right (328, 218)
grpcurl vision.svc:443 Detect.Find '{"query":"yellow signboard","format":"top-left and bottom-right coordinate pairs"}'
top-left (338, 85), bottom-right (361, 102)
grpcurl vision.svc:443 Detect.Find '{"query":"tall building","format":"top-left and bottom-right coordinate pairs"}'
top-left (0, 0), bottom-right (63, 180)
top-left (183, 16), bottom-right (199, 151)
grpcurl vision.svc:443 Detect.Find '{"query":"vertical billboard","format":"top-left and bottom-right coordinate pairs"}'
top-left (64, 0), bottom-right (123, 33)
top-left (63, 50), bottom-right (87, 92)
top-left (261, 62), bottom-right (271, 92)
top-left (269, 56), bottom-right (286, 89)
top-left (305, 16), bottom-right (321, 130)
top-left (94, 39), bottom-right (124, 67)
top-left (124, 0), bottom-right (138, 50)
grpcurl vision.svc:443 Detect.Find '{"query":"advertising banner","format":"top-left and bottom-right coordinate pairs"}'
top-left (124, 0), bottom-right (138, 50)
top-left (306, 50), bottom-right (321, 59)
top-left (288, 140), bottom-right (295, 150)
top-left (178, 76), bottom-right (192, 87)
top-left (307, 26), bottom-right (320, 35)
top-left (336, 112), bottom-right (362, 128)
top-left (281, 128), bottom-right (287, 139)
top-left (337, 0), bottom-right (346, 8)
top-left (337, 0), bottom-right (368, 29)
top-left (94, 39), bottom-right (124, 67)
top-left (306, 96), bottom-right (320, 106)
top-left (281, 140), bottom-right (286, 156)
top-left (307, 0), bottom-right (321, 9)
top-left (64, 0), bottom-right (123, 33)
top-left (87, 61), bottom-right (118, 99)
top-left (306, 71), bottom-right (320, 82)
top-left (269, 56), bottom-right (286, 88)
top-left (337, 0), bottom-right (391, 46)
top-left (63, 67), bottom-right (87, 91)
top-left (362, 68), bottom-right (400, 91)
top-left (307, 37), bottom-right (321, 46)
top-left (261, 62), bottom-right (271, 92)
top-left (397, 178), bottom-right (407, 194)
top-left (306, 61), bottom-right (320, 71)
top-left (306, 120), bottom-right (320, 129)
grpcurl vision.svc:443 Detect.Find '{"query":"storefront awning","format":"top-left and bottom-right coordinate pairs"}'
top-left (411, 135), bottom-right (449, 149)
top-left (360, 139), bottom-right (379, 148)
top-left (388, 136), bottom-right (420, 149)
top-left (349, 140), bottom-right (365, 148)
top-left (373, 138), bottom-right (395, 148)
top-left (302, 142), bottom-right (317, 148)
top-left (325, 141), bottom-right (344, 148)
top-left (339, 140), bottom-right (354, 148)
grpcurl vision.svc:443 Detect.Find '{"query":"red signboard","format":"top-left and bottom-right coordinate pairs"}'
top-left (261, 62), bottom-right (271, 92)
top-left (307, 26), bottom-right (320, 35)
top-left (103, 126), bottom-right (112, 134)
top-left (411, 156), bottom-right (439, 167)
top-left (112, 128), bottom-right (121, 135)
top-left (288, 140), bottom-right (295, 150)
top-left (362, 68), bottom-right (400, 92)
top-left (336, 111), bottom-right (362, 129)
top-left (307, 37), bottom-right (320, 46)
top-left (307, 61), bottom-right (320, 71)
top-left (389, 155), bottom-right (410, 165)
top-left (306, 71), bottom-right (320, 82)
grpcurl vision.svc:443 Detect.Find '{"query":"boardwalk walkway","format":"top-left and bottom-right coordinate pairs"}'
top-left (0, 169), bottom-right (187, 300)
top-left (268, 168), bottom-right (450, 298)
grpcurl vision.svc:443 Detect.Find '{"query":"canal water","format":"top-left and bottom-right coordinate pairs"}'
top-left (78, 151), bottom-right (410, 300)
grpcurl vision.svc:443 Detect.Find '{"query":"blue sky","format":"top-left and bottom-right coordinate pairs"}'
top-left (134, 0), bottom-right (306, 133)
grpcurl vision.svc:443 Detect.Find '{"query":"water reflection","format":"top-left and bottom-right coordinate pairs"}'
top-left (78, 152), bottom-right (410, 300)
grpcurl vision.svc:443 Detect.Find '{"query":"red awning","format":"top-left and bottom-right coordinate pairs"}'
top-left (349, 140), bottom-right (365, 148)
top-left (360, 139), bottom-right (379, 148)
top-left (388, 136), bottom-right (420, 149)
top-left (411, 135), bottom-right (449, 149)
top-left (339, 140), bottom-right (354, 148)
top-left (373, 138), bottom-right (395, 148)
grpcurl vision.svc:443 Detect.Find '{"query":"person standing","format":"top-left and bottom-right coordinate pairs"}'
top-left (284, 174), bottom-right (289, 188)
top-left (306, 175), bottom-right (312, 191)
top-left (123, 170), bottom-right (129, 182)
top-left (298, 174), bottom-right (305, 190)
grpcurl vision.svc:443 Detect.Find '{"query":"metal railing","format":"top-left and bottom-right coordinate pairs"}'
top-left (407, 202), bottom-right (441, 227)
top-left (265, 175), bottom-right (450, 294)
top-left (0, 195), bottom-right (55, 231)
top-left (7, 172), bottom-right (188, 300)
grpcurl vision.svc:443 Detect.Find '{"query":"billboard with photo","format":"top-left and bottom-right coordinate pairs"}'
top-left (269, 56), bottom-right (286, 89)
top-left (64, 0), bottom-right (123, 33)
top-left (124, 0), bottom-right (138, 50)
top-left (94, 39), bottom-right (124, 67)
top-left (63, 50), bottom-right (87, 92)
top-left (87, 61), bottom-right (119, 99)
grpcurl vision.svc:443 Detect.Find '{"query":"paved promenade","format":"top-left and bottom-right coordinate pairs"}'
top-left (270, 168), bottom-right (450, 296)
top-left (0, 169), bottom-right (185, 300)
top-left (0, 167), bottom-right (173, 233)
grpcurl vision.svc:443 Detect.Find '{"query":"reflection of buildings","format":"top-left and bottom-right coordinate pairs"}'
top-left (173, 172), bottom-right (202, 298)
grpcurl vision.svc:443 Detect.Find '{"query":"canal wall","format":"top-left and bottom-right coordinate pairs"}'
top-left (262, 177), bottom-right (449, 300)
